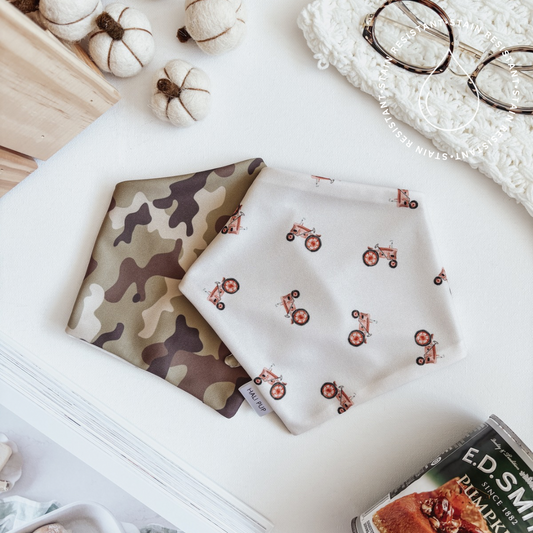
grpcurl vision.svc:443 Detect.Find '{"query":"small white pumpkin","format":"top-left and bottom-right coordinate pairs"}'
top-left (177, 0), bottom-right (246, 55)
top-left (151, 59), bottom-right (211, 128)
top-left (39, 0), bottom-right (102, 41)
top-left (88, 3), bottom-right (155, 78)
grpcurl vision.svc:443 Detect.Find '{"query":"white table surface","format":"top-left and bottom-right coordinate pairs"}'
top-left (1, 0), bottom-right (532, 532)
top-left (0, 404), bottom-right (175, 530)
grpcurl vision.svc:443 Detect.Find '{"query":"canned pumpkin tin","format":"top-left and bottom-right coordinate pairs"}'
top-left (352, 415), bottom-right (533, 533)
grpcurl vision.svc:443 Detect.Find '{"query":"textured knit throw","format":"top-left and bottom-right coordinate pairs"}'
top-left (298, 0), bottom-right (533, 217)
top-left (67, 158), bottom-right (265, 418)
top-left (181, 168), bottom-right (467, 434)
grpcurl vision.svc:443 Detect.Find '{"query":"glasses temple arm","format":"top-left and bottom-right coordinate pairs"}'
top-left (390, 2), bottom-right (492, 62)
top-left (395, 1), bottom-right (453, 44)
top-left (376, 15), bottom-right (533, 80)
top-left (396, 1), bottom-right (428, 28)
top-left (378, 15), bottom-right (478, 55)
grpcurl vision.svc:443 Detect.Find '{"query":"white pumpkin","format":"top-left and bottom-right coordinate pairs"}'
top-left (39, 0), bottom-right (102, 41)
top-left (177, 0), bottom-right (246, 55)
top-left (88, 3), bottom-right (155, 78)
top-left (151, 59), bottom-right (211, 128)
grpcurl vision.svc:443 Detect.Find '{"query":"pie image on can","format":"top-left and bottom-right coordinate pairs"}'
top-left (352, 415), bottom-right (533, 533)
top-left (372, 478), bottom-right (490, 533)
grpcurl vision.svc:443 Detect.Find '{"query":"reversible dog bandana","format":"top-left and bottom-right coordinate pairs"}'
top-left (180, 167), bottom-right (467, 434)
top-left (67, 158), bottom-right (266, 418)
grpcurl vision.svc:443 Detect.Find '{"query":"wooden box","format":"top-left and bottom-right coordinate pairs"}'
top-left (0, 0), bottom-right (120, 193)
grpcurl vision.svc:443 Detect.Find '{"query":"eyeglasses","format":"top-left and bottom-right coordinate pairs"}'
top-left (362, 0), bottom-right (533, 114)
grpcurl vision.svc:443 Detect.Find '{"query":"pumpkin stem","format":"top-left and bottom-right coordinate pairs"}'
top-left (10, 0), bottom-right (39, 13)
top-left (177, 26), bottom-right (191, 43)
top-left (96, 12), bottom-right (124, 40)
top-left (157, 79), bottom-right (182, 99)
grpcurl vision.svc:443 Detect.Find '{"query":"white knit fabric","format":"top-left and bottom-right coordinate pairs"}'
top-left (297, 0), bottom-right (533, 217)
top-left (181, 167), bottom-right (467, 434)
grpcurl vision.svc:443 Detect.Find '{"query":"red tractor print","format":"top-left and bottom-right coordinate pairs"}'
top-left (254, 365), bottom-right (287, 400)
top-left (434, 268), bottom-right (447, 285)
top-left (311, 175), bottom-right (335, 187)
top-left (414, 330), bottom-right (444, 366)
top-left (277, 290), bottom-right (310, 325)
top-left (320, 381), bottom-right (354, 414)
top-left (390, 189), bottom-right (418, 209)
top-left (286, 221), bottom-right (322, 252)
top-left (207, 277), bottom-right (240, 310)
top-left (348, 310), bottom-right (377, 347)
top-left (363, 241), bottom-right (398, 268)
top-left (221, 205), bottom-right (245, 235)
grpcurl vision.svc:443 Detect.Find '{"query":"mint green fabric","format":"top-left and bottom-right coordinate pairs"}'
top-left (0, 496), bottom-right (59, 533)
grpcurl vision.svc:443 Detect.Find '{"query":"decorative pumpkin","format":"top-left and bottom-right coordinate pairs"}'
top-left (151, 59), bottom-right (211, 128)
top-left (39, 0), bottom-right (102, 41)
top-left (177, 0), bottom-right (246, 55)
top-left (88, 3), bottom-right (155, 78)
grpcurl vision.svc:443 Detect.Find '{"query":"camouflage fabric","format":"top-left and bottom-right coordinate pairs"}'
top-left (67, 158), bottom-right (266, 418)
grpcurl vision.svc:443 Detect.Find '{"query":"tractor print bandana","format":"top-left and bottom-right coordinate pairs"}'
top-left (180, 167), bottom-right (467, 434)
top-left (67, 158), bottom-right (266, 418)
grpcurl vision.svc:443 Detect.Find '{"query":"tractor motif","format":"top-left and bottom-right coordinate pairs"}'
top-left (363, 241), bottom-right (398, 268)
top-left (207, 277), bottom-right (240, 310)
top-left (286, 222), bottom-right (322, 252)
top-left (390, 189), bottom-right (418, 209)
top-left (277, 290), bottom-right (310, 325)
top-left (221, 205), bottom-right (245, 235)
top-left (311, 175), bottom-right (335, 187)
top-left (320, 381), bottom-right (354, 414)
top-left (434, 268), bottom-right (447, 285)
top-left (348, 310), bottom-right (377, 347)
top-left (414, 330), bottom-right (444, 365)
top-left (254, 365), bottom-right (287, 400)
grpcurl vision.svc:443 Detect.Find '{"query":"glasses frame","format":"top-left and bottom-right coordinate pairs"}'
top-left (362, 0), bottom-right (533, 114)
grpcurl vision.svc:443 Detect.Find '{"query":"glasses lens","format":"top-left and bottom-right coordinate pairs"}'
top-left (374, 1), bottom-right (450, 69)
top-left (475, 50), bottom-right (533, 110)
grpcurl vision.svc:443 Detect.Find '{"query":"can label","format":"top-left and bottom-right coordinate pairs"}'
top-left (353, 415), bottom-right (533, 533)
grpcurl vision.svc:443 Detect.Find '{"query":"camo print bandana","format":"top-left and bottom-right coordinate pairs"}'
top-left (180, 167), bottom-right (467, 434)
top-left (67, 158), bottom-right (266, 418)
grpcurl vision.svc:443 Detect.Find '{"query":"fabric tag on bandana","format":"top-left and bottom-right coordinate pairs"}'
top-left (239, 382), bottom-right (273, 417)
